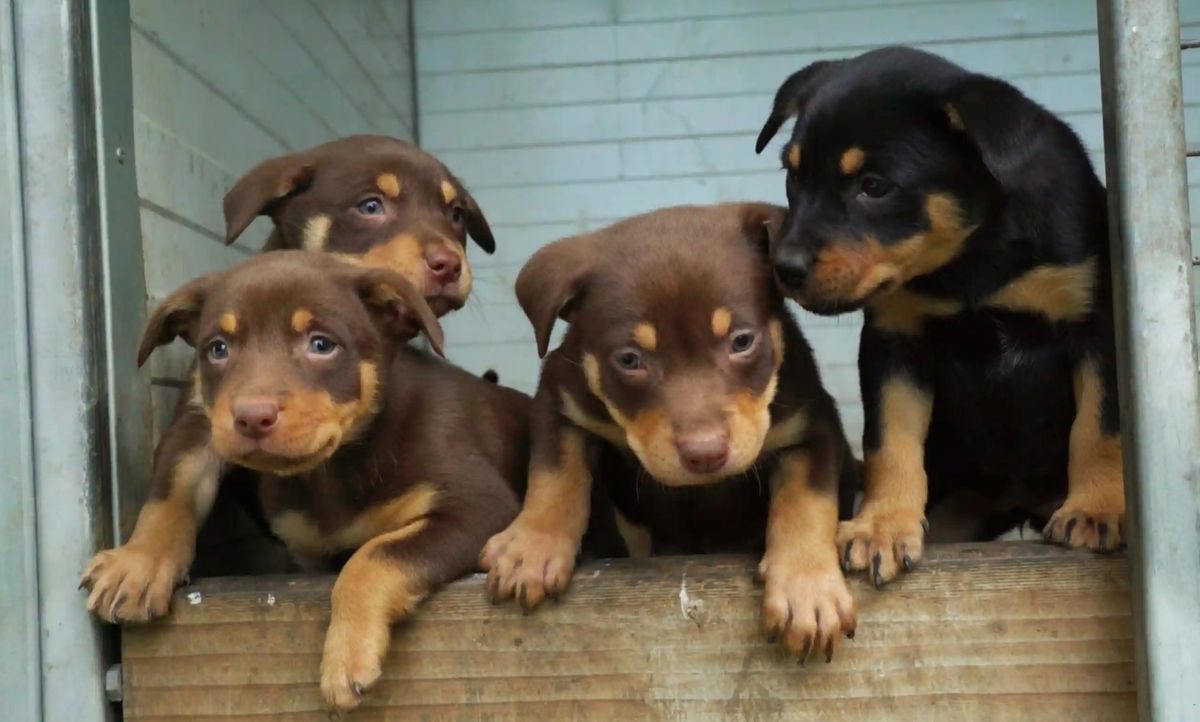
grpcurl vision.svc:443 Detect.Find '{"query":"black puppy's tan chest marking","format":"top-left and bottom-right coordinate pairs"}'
top-left (871, 258), bottom-right (1098, 336)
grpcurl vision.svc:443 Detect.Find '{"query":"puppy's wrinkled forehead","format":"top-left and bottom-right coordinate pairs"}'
top-left (197, 256), bottom-right (363, 338)
top-left (583, 211), bottom-right (774, 340)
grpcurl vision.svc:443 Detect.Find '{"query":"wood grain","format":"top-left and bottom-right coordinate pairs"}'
top-left (121, 542), bottom-right (1135, 721)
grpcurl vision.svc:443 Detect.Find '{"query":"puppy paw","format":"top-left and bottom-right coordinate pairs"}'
top-left (1044, 498), bottom-right (1124, 553)
top-left (80, 544), bottom-right (186, 622)
top-left (758, 555), bottom-right (857, 663)
top-left (480, 518), bottom-right (578, 610)
top-left (320, 615), bottom-right (389, 711)
top-left (836, 506), bottom-right (926, 587)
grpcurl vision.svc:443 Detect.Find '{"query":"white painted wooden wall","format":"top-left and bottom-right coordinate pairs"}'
top-left (130, 0), bottom-right (416, 435)
top-left (414, 0), bottom-right (1200, 453)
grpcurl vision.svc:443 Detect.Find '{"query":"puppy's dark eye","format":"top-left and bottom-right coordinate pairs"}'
top-left (858, 175), bottom-right (895, 199)
top-left (356, 197), bottom-right (384, 215)
top-left (614, 349), bottom-right (643, 372)
top-left (449, 205), bottom-right (465, 224)
top-left (207, 339), bottom-right (229, 362)
top-left (308, 335), bottom-right (339, 356)
top-left (730, 331), bottom-right (757, 355)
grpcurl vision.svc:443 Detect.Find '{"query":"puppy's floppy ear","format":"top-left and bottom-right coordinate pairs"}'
top-left (355, 267), bottom-right (446, 357)
top-left (515, 235), bottom-right (595, 358)
top-left (441, 172), bottom-right (496, 254)
top-left (937, 74), bottom-right (1033, 185)
top-left (737, 203), bottom-right (786, 256)
top-left (755, 60), bottom-right (841, 154)
top-left (223, 153), bottom-right (316, 245)
top-left (137, 272), bottom-right (220, 367)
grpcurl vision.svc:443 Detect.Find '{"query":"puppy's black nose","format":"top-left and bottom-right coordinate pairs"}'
top-left (773, 247), bottom-right (812, 291)
top-left (233, 397), bottom-right (279, 440)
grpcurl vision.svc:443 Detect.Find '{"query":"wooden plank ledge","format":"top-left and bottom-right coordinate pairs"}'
top-left (121, 542), bottom-right (1135, 721)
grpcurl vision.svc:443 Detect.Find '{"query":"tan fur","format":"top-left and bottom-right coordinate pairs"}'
top-left (440, 180), bottom-right (457, 204)
top-left (559, 390), bottom-right (627, 448)
top-left (520, 429), bottom-right (592, 537)
top-left (291, 308), bottom-right (313, 333)
top-left (808, 193), bottom-right (972, 305)
top-left (321, 519), bottom-right (429, 710)
top-left (376, 172), bottom-right (401, 198)
top-left (869, 288), bottom-right (962, 336)
top-left (863, 377), bottom-right (932, 510)
top-left (787, 143), bottom-right (801, 170)
top-left (479, 427), bottom-right (592, 608)
top-left (759, 449), bottom-right (856, 657)
top-left (840, 147), bottom-right (865, 175)
top-left (583, 336), bottom-right (781, 486)
top-left (81, 444), bottom-right (222, 621)
top-left (633, 322), bottom-right (658, 351)
top-left (218, 312), bottom-right (238, 335)
top-left (1045, 359), bottom-right (1125, 550)
top-left (711, 307), bottom-right (732, 338)
top-left (302, 214), bottom-right (332, 252)
top-left (944, 103), bottom-right (965, 131)
top-left (271, 483), bottom-right (438, 566)
top-left (838, 376), bottom-right (932, 579)
top-left (762, 411), bottom-right (808, 452)
top-left (210, 362), bottom-right (379, 475)
top-left (985, 259), bottom-right (1096, 321)
top-left (356, 232), bottom-right (426, 291)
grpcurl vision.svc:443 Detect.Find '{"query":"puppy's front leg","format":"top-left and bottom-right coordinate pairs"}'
top-left (1045, 355), bottom-right (1125, 551)
top-left (80, 406), bottom-right (223, 621)
top-left (481, 396), bottom-right (591, 610)
top-left (760, 431), bottom-right (857, 662)
top-left (321, 488), bottom-right (516, 711)
top-left (838, 325), bottom-right (933, 587)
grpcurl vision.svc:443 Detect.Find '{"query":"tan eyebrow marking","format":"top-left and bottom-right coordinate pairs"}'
top-left (632, 323), bottom-right (657, 351)
top-left (440, 180), bottom-right (458, 204)
top-left (376, 173), bottom-right (401, 198)
top-left (787, 143), bottom-right (801, 170)
top-left (711, 307), bottom-right (732, 337)
top-left (219, 313), bottom-right (238, 335)
top-left (840, 147), bottom-right (866, 175)
top-left (291, 309), bottom-right (313, 333)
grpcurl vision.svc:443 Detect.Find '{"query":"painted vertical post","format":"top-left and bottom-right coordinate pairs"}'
top-left (0, 0), bottom-right (43, 718)
top-left (1096, 1), bottom-right (1200, 720)
top-left (90, 0), bottom-right (153, 542)
top-left (13, 0), bottom-right (117, 718)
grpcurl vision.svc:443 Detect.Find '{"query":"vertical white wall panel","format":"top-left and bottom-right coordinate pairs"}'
top-left (415, 0), bottom-right (1200, 452)
top-left (130, 0), bottom-right (416, 434)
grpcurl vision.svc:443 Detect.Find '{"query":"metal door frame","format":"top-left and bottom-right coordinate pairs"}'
top-left (2, 0), bottom-right (148, 719)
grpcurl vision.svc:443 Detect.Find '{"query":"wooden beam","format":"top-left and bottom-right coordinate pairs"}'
top-left (121, 543), bottom-right (1134, 721)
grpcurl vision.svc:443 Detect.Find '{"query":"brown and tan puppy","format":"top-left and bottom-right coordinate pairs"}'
top-left (87, 251), bottom-right (523, 710)
top-left (81, 135), bottom-right (496, 622)
top-left (482, 204), bottom-right (860, 661)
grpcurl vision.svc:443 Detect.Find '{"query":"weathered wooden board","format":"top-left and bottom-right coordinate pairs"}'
top-left (122, 543), bottom-right (1135, 721)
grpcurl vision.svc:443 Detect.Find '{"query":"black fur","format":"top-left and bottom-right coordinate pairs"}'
top-left (757, 46), bottom-right (1119, 538)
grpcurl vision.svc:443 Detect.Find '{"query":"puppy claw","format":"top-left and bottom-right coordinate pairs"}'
top-left (481, 518), bottom-right (578, 611)
top-left (759, 555), bottom-right (857, 665)
top-left (836, 506), bottom-right (926, 587)
top-left (1044, 498), bottom-right (1125, 553)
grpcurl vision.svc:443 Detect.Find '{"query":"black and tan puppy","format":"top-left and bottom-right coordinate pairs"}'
top-left (82, 135), bottom-right (496, 622)
top-left (86, 251), bottom-right (523, 710)
top-left (482, 204), bottom-right (859, 660)
top-left (756, 47), bottom-right (1124, 587)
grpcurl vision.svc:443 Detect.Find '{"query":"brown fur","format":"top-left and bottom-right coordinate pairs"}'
top-left (86, 136), bottom-right (498, 619)
top-left (481, 203), bottom-right (860, 660)
top-left (83, 252), bottom-right (525, 711)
